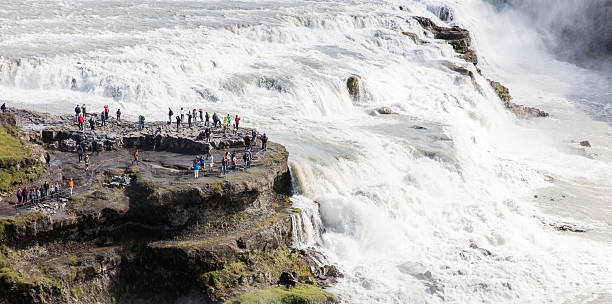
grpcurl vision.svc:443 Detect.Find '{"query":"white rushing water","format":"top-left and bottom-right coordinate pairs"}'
top-left (1, 0), bottom-right (611, 303)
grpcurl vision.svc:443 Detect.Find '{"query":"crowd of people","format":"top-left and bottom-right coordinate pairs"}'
top-left (15, 181), bottom-right (62, 205)
top-left (3, 102), bottom-right (274, 206)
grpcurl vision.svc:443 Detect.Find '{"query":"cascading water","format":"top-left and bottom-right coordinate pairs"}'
top-left (1, 0), bottom-right (611, 303)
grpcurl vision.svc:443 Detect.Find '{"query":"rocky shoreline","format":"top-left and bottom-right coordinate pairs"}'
top-left (0, 108), bottom-right (339, 304)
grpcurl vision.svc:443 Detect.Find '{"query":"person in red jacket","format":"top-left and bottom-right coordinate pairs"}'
top-left (235, 115), bottom-right (240, 130)
top-left (78, 114), bottom-right (85, 131)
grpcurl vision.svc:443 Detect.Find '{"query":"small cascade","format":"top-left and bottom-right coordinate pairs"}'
top-left (290, 195), bottom-right (325, 249)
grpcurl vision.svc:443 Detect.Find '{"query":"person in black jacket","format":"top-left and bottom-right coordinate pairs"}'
top-left (261, 133), bottom-right (268, 151)
top-left (75, 105), bottom-right (81, 122)
top-left (168, 108), bottom-right (174, 124)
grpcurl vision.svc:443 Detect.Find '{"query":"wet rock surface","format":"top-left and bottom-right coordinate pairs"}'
top-left (413, 16), bottom-right (477, 65)
top-left (412, 16), bottom-right (549, 119)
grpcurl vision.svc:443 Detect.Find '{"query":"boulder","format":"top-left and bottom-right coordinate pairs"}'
top-left (322, 265), bottom-right (343, 278)
top-left (60, 138), bottom-right (77, 152)
top-left (374, 107), bottom-right (397, 115)
top-left (580, 140), bottom-right (591, 147)
top-left (278, 271), bottom-right (297, 287)
top-left (347, 76), bottom-right (360, 102)
top-left (413, 16), bottom-right (477, 65)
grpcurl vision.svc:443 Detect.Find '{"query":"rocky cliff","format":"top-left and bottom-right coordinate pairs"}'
top-left (0, 109), bottom-right (338, 304)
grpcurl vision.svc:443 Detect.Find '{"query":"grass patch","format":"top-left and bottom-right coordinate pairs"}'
top-left (0, 125), bottom-right (43, 192)
top-left (0, 126), bottom-right (25, 167)
top-left (225, 284), bottom-right (337, 304)
top-left (0, 211), bottom-right (45, 242)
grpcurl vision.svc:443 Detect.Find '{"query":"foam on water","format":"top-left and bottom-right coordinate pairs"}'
top-left (1, 0), bottom-right (611, 303)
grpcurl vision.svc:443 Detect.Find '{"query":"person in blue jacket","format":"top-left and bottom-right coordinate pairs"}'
top-left (193, 158), bottom-right (200, 178)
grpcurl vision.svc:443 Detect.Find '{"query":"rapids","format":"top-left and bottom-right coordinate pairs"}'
top-left (1, 0), bottom-right (611, 303)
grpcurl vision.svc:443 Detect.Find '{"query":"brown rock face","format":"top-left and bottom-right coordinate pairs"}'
top-left (411, 16), bottom-right (549, 118)
top-left (413, 16), bottom-right (478, 65)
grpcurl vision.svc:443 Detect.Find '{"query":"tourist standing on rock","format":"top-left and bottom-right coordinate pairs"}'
top-left (221, 156), bottom-right (227, 175)
top-left (213, 112), bottom-right (220, 128)
top-left (261, 133), bottom-right (268, 151)
top-left (84, 154), bottom-right (90, 171)
top-left (104, 105), bottom-right (109, 120)
top-left (78, 114), bottom-right (84, 131)
top-left (100, 111), bottom-right (106, 127)
top-left (231, 152), bottom-right (237, 171)
top-left (180, 107), bottom-right (185, 124)
top-left (132, 149), bottom-right (139, 165)
top-left (89, 116), bottom-right (96, 131)
top-left (235, 115), bottom-right (240, 129)
top-left (22, 187), bottom-right (28, 203)
top-left (1, 103), bottom-right (6, 113)
top-left (69, 178), bottom-right (74, 196)
top-left (205, 128), bottom-right (211, 142)
top-left (176, 116), bottom-right (181, 131)
top-left (199, 155), bottom-right (206, 171)
top-left (243, 152), bottom-right (249, 169)
top-left (205, 112), bottom-right (210, 127)
top-left (199, 109), bottom-right (203, 122)
top-left (45, 153), bottom-right (51, 166)
top-left (187, 112), bottom-right (192, 128)
top-left (168, 108), bottom-right (174, 124)
top-left (193, 158), bottom-right (200, 178)
top-left (206, 142), bottom-right (212, 158)
top-left (153, 127), bottom-right (162, 151)
top-left (44, 181), bottom-right (49, 197)
top-left (75, 105), bottom-right (81, 122)
top-left (55, 183), bottom-right (60, 198)
top-left (244, 135), bottom-right (251, 151)
top-left (192, 109), bottom-right (197, 124)
top-left (251, 130), bottom-right (257, 143)
top-left (16, 188), bottom-right (22, 204)
top-left (208, 155), bottom-right (214, 172)
top-left (81, 104), bottom-right (87, 119)
top-left (141, 115), bottom-right (145, 129)
top-left (116, 109), bottom-right (121, 122)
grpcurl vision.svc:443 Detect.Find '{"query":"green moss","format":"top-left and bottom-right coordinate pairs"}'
top-left (125, 166), bottom-right (139, 175)
top-left (0, 211), bottom-right (45, 242)
top-left (70, 285), bottom-right (85, 298)
top-left (225, 284), bottom-right (337, 304)
top-left (488, 80), bottom-right (512, 102)
top-left (199, 262), bottom-right (246, 294)
top-left (68, 254), bottom-right (78, 264)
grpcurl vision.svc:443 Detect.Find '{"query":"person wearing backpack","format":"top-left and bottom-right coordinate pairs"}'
top-left (168, 108), bottom-right (174, 124)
